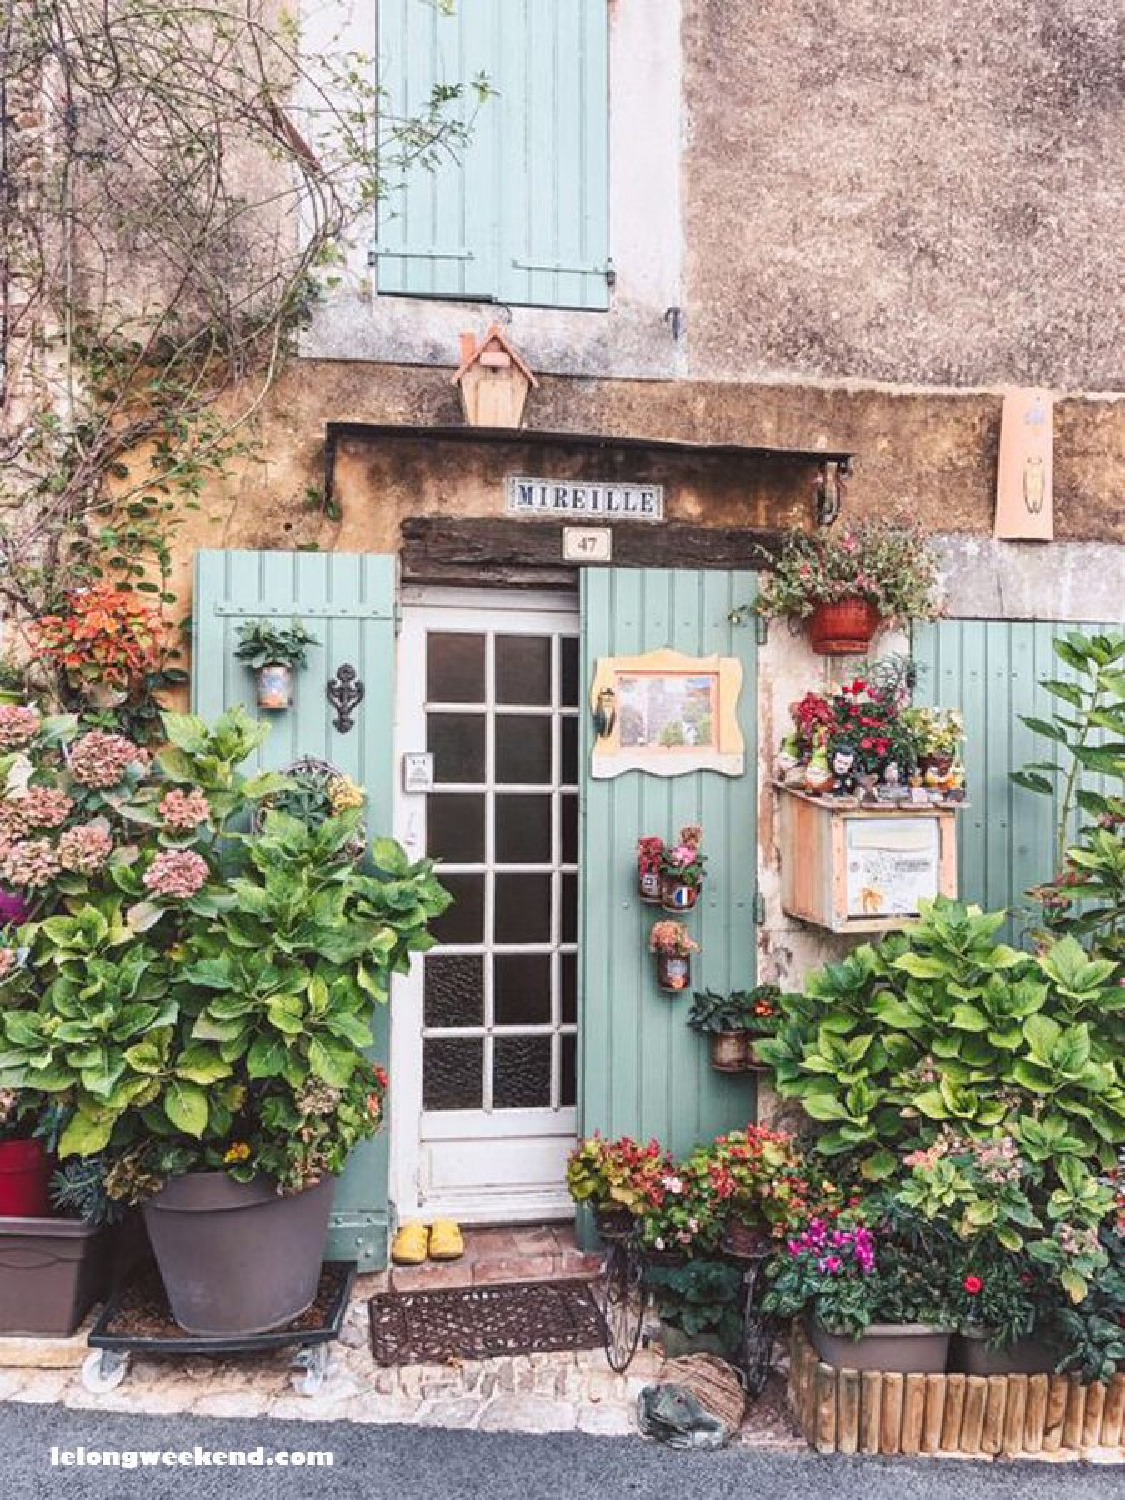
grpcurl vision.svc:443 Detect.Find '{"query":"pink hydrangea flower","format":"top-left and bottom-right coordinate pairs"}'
top-left (143, 849), bottom-right (209, 899)
top-left (17, 786), bottom-right (73, 829)
top-left (69, 732), bottom-right (141, 789)
top-left (2, 837), bottom-right (61, 889)
top-left (58, 823), bottom-right (114, 874)
top-left (0, 947), bottom-right (18, 979)
top-left (159, 788), bottom-right (211, 831)
top-left (0, 705), bottom-right (40, 750)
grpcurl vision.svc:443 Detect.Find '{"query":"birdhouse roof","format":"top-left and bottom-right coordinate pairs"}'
top-left (452, 325), bottom-right (540, 388)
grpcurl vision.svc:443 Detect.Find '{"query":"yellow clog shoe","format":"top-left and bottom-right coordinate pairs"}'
top-left (428, 1220), bottom-right (465, 1261)
top-left (390, 1222), bottom-right (430, 1265)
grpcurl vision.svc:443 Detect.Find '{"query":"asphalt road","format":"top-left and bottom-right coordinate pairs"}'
top-left (1, 1403), bottom-right (1120, 1500)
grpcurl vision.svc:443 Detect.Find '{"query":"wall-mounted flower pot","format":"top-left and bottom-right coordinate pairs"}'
top-left (142, 1171), bottom-right (333, 1336)
top-left (0, 1139), bottom-right (51, 1218)
top-left (256, 663), bottom-right (294, 710)
top-left (810, 1319), bottom-right (950, 1374)
top-left (661, 878), bottom-right (700, 912)
top-left (952, 1330), bottom-right (1058, 1376)
top-left (655, 952), bottom-right (692, 993)
top-left (709, 1031), bottom-right (748, 1072)
top-left (807, 599), bottom-right (881, 655)
top-left (638, 869), bottom-right (663, 903)
top-left (0, 1216), bottom-right (112, 1336)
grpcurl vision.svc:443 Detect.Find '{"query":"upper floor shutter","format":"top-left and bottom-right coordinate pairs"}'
top-left (375, 0), bottom-right (610, 310)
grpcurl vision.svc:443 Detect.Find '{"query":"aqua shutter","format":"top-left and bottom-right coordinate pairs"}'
top-left (579, 570), bottom-right (759, 1158)
top-left (192, 549), bottom-right (398, 1269)
top-left (376, 0), bottom-right (610, 310)
top-left (913, 618), bottom-right (1118, 940)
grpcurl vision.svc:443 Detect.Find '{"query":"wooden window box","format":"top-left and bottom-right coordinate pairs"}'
top-left (777, 785), bottom-right (960, 934)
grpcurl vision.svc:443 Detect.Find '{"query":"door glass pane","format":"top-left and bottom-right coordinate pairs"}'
top-left (560, 873), bottom-right (577, 944)
top-left (560, 636), bottom-right (579, 707)
top-left (430, 873), bottom-right (484, 944)
top-left (495, 635), bottom-right (551, 706)
top-left (494, 954), bottom-right (551, 1025)
top-left (424, 954), bottom-right (484, 1028)
top-left (495, 715), bottom-right (551, 783)
top-left (494, 873), bottom-right (551, 943)
top-left (561, 953), bottom-right (577, 1024)
top-left (428, 712), bottom-right (485, 783)
top-left (424, 1038), bottom-right (484, 1110)
top-left (493, 1036), bottom-right (551, 1108)
top-left (560, 716), bottom-right (578, 785)
top-left (560, 793), bottom-right (578, 865)
top-left (428, 794), bottom-right (485, 863)
top-left (427, 633), bottom-right (485, 702)
top-left (561, 1034), bottom-right (577, 1107)
top-left (495, 794), bottom-right (551, 863)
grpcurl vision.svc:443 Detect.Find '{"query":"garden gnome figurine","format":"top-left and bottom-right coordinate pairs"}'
top-left (804, 731), bottom-right (834, 795)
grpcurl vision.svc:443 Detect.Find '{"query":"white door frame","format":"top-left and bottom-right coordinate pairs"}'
top-left (390, 586), bottom-right (581, 1224)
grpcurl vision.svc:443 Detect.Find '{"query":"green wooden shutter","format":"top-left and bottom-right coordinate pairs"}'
top-left (193, 549), bottom-right (397, 1269)
top-left (913, 618), bottom-right (1118, 938)
top-left (376, 0), bottom-right (610, 310)
top-left (580, 570), bottom-right (759, 1158)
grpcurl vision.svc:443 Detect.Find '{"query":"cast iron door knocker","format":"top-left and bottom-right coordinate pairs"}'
top-left (327, 663), bottom-right (364, 733)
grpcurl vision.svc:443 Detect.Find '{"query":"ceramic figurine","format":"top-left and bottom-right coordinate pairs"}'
top-left (776, 731), bottom-right (801, 781)
top-left (856, 770), bottom-right (880, 803)
top-left (830, 743), bottom-right (857, 796)
top-left (804, 732), bottom-right (834, 795)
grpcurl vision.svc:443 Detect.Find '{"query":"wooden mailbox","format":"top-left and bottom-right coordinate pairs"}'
top-left (778, 786), bottom-right (960, 934)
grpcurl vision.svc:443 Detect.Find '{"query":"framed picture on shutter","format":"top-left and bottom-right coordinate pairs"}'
top-left (589, 648), bottom-right (745, 779)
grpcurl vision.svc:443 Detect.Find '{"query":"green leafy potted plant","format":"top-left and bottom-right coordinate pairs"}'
top-left (756, 520), bottom-right (943, 655)
top-left (0, 707), bottom-right (449, 1335)
top-left (686, 989), bottom-right (751, 1072)
top-left (645, 1258), bottom-right (744, 1358)
top-left (649, 919), bottom-right (700, 993)
top-left (233, 620), bottom-right (320, 710)
top-left (900, 705), bottom-right (964, 777)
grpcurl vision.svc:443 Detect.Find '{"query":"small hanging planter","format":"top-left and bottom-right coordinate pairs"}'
top-left (806, 598), bottom-right (882, 655)
top-left (650, 920), bottom-right (699, 994)
top-left (661, 877), bottom-right (700, 912)
top-left (709, 1030), bottom-right (748, 1072)
top-left (657, 825), bottom-right (706, 911)
top-left (234, 620), bottom-right (320, 714)
top-left (636, 836), bottom-right (665, 904)
top-left (655, 950), bottom-right (693, 992)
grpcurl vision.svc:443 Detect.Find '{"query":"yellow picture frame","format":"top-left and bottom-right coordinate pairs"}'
top-left (589, 648), bottom-right (745, 779)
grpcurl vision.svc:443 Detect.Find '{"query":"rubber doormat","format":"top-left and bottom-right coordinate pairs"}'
top-left (369, 1278), bottom-right (604, 1366)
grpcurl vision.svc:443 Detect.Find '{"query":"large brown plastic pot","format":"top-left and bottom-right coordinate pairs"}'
top-left (810, 1319), bottom-right (950, 1373)
top-left (142, 1172), bottom-right (333, 1336)
top-left (952, 1330), bottom-right (1058, 1376)
top-left (0, 1216), bottom-right (111, 1336)
top-left (806, 599), bottom-right (881, 655)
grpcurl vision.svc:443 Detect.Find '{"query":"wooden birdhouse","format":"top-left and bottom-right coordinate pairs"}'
top-left (453, 326), bottom-right (539, 429)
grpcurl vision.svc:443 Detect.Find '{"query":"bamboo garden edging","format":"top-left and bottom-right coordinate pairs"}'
top-left (788, 1324), bottom-right (1125, 1461)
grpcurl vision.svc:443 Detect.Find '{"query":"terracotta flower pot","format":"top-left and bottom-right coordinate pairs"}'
top-left (807, 599), bottom-right (881, 655)
top-left (256, 663), bottom-right (294, 710)
top-left (709, 1031), bottom-right (749, 1072)
top-left (810, 1319), bottom-right (950, 1374)
top-left (142, 1172), bottom-right (333, 1336)
top-left (655, 951), bottom-right (692, 993)
top-left (0, 1139), bottom-right (51, 1219)
top-left (661, 878), bottom-right (700, 912)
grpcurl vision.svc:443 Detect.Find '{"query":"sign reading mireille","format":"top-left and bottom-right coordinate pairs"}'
top-left (506, 475), bottom-right (664, 522)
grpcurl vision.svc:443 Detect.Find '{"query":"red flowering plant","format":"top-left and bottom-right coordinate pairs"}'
top-left (788, 675), bottom-right (917, 778)
top-left (0, 708), bottom-right (449, 1209)
top-left (636, 1145), bottom-right (730, 1256)
top-left (566, 1134), bottom-right (673, 1218)
top-left (637, 836), bottom-right (665, 878)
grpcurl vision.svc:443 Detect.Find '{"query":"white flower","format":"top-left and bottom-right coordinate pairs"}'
top-left (662, 1175), bottom-right (684, 1194)
top-left (654, 1237), bottom-right (665, 1251)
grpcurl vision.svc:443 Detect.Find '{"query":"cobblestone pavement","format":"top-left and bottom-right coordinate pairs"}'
top-left (0, 1291), bottom-right (805, 1447)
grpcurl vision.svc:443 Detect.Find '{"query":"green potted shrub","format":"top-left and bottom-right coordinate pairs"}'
top-left (233, 620), bottom-right (320, 710)
top-left (0, 707), bottom-right (449, 1335)
top-left (645, 1258), bottom-right (744, 1359)
top-left (756, 519), bottom-right (943, 655)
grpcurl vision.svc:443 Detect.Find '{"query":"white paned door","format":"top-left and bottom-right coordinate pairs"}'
top-left (392, 590), bottom-right (580, 1222)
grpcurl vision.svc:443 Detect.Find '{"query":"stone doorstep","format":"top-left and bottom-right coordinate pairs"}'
top-left (0, 1321), bottom-right (94, 1369)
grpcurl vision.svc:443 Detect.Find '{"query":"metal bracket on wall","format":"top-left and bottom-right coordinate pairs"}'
top-left (755, 614), bottom-right (769, 647)
top-left (753, 890), bottom-right (766, 926)
top-left (327, 663), bottom-right (364, 733)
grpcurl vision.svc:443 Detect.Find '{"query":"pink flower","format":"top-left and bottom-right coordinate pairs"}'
top-left (69, 732), bottom-right (141, 789)
top-left (0, 947), bottom-right (18, 979)
top-left (2, 837), bottom-right (61, 889)
top-left (143, 849), bottom-right (209, 900)
top-left (159, 788), bottom-right (211, 831)
top-left (0, 705), bottom-right (40, 750)
top-left (17, 786), bottom-right (73, 829)
top-left (58, 822), bottom-right (114, 874)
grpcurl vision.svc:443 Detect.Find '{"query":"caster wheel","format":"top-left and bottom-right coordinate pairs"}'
top-left (81, 1350), bottom-right (130, 1394)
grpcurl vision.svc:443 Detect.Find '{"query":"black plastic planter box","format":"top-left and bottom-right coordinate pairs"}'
top-left (0, 1216), bottom-right (112, 1337)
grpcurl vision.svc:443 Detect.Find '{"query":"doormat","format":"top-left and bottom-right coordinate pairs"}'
top-left (368, 1278), bottom-right (604, 1366)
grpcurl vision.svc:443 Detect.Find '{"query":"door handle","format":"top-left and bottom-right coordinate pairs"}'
top-left (402, 809), bottom-right (421, 852)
